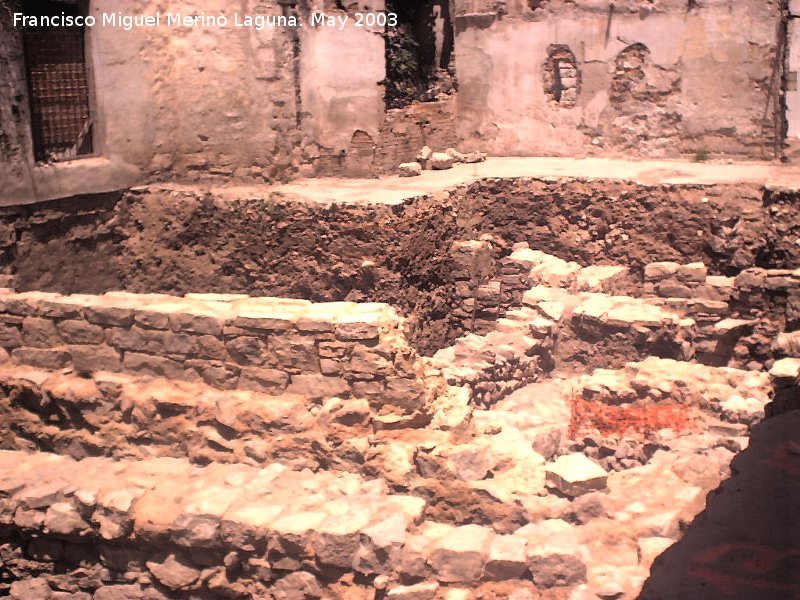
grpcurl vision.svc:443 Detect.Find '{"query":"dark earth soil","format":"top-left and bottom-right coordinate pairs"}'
top-left (2, 178), bottom-right (799, 355)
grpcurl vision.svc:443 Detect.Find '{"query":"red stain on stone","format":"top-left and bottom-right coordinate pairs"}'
top-left (568, 395), bottom-right (697, 440)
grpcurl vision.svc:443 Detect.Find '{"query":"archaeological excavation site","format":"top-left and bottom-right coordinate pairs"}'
top-left (2, 0), bottom-right (800, 599)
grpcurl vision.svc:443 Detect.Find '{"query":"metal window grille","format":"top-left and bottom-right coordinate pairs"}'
top-left (22, 0), bottom-right (93, 162)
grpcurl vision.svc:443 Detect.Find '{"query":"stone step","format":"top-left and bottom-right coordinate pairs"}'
top-left (0, 450), bottom-right (589, 597)
top-left (0, 289), bottom-right (440, 423)
top-left (522, 285), bottom-right (707, 370)
top-left (0, 364), bottom-right (385, 470)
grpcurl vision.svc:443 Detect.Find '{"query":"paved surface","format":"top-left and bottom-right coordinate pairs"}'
top-left (142, 156), bottom-right (800, 206)
top-left (638, 408), bottom-right (800, 600)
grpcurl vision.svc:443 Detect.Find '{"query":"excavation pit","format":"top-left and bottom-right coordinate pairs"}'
top-left (0, 175), bottom-right (799, 599)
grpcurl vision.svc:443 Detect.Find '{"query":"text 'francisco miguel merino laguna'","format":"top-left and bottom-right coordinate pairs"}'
top-left (13, 11), bottom-right (399, 31)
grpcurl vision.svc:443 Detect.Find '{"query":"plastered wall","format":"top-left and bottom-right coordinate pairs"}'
top-left (0, 0), bottom-right (388, 205)
top-left (453, 0), bottom-right (785, 159)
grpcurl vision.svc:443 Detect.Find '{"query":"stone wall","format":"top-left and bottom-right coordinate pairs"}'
top-left (642, 260), bottom-right (800, 366)
top-left (1, 179), bottom-right (800, 356)
top-left (1, 0), bottom-right (304, 204)
top-left (453, 0), bottom-right (786, 159)
top-left (0, 290), bottom-right (437, 421)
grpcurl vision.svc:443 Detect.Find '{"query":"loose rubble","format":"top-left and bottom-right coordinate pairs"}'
top-left (400, 146), bottom-right (486, 174)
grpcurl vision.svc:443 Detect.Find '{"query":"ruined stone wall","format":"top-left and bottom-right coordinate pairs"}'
top-left (299, 0), bottom-right (387, 177)
top-left (453, 0), bottom-right (785, 159)
top-left (0, 290), bottom-right (435, 420)
top-left (1, 179), bottom-right (800, 356)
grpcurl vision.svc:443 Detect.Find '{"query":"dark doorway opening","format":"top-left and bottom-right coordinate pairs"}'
top-left (384, 0), bottom-right (456, 109)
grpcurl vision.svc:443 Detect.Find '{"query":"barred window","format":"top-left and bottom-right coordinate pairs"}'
top-left (22, 0), bottom-right (93, 162)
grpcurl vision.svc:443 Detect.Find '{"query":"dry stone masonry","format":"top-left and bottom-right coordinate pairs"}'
top-left (0, 177), bottom-right (799, 599)
top-left (0, 290), bottom-right (438, 424)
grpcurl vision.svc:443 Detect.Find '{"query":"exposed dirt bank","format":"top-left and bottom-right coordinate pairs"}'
top-left (2, 178), bottom-right (799, 354)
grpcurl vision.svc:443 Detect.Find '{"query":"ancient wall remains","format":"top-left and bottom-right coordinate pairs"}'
top-left (1, 178), bottom-right (800, 357)
top-left (453, 0), bottom-right (786, 159)
top-left (0, 290), bottom-right (436, 421)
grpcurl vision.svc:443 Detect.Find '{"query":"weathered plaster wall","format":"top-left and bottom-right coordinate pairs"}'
top-left (299, 1), bottom-right (386, 177)
top-left (0, 0), bottom-right (391, 205)
top-left (0, 10), bottom-right (32, 186)
top-left (787, 1), bottom-right (800, 137)
top-left (0, 0), bottom-right (306, 205)
top-left (453, 0), bottom-right (785, 159)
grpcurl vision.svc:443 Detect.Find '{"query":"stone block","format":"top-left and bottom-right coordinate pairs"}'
top-left (381, 377), bottom-right (426, 413)
top-left (133, 310), bottom-right (171, 330)
top-left (286, 374), bottom-right (349, 399)
top-left (770, 358), bottom-right (800, 379)
top-left (0, 297), bottom-right (33, 315)
top-left (335, 320), bottom-right (380, 341)
top-left (190, 361), bottom-right (240, 390)
top-left (171, 514), bottom-right (220, 548)
top-left (295, 318), bottom-right (334, 333)
top-left (226, 336), bottom-right (269, 366)
top-left (484, 534), bottom-right (528, 580)
top-left (69, 345), bottom-right (122, 373)
top-left (354, 513), bottom-right (410, 575)
top-left (399, 162), bottom-right (423, 177)
top-left (429, 524), bottom-right (493, 583)
top-left (231, 314), bottom-right (295, 332)
top-left (56, 319), bottom-right (105, 345)
top-left (416, 146), bottom-right (433, 163)
top-left (169, 313), bottom-right (223, 335)
top-left (21, 317), bottom-right (60, 348)
top-left (268, 334), bottom-right (319, 371)
top-left (193, 335), bottom-right (228, 360)
top-left (43, 501), bottom-right (90, 536)
top-left (677, 262), bottom-right (708, 283)
top-left (644, 262), bottom-right (681, 281)
top-left (123, 352), bottom-right (187, 380)
top-left (11, 347), bottom-right (71, 370)
top-left (0, 323), bottom-right (22, 348)
top-left (575, 265), bottom-right (630, 293)
top-left (146, 554), bottom-right (200, 590)
top-left (545, 453), bottom-right (607, 497)
top-left (348, 345), bottom-right (392, 378)
top-left (387, 583), bottom-right (439, 600)
top-left (522, 521), bottom-right (587, 588)
top-left (238, 367), bottom-right (289, 393)
top-left (9, 578), bottom-right (53, 600)
top-left (656, 282), bottom-right (693, 298)
top-left (461, 151), bottom-right (487, 163)
top-left (314, 508), bottom-right (373, 569)
top-left (84, 306), bottom-right (134, 327)
top-left (734, 268), bottom-right (767, 289)
top-left (429, 154), bottom-right (455, 170)
top-left (221, 502), bottom-right (285, 549)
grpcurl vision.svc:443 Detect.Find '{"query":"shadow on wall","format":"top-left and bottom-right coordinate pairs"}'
top-left (636, 409), bottom-right (800, 600)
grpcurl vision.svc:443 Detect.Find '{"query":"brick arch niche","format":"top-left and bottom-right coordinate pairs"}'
top-left (543, 45), bottom-right (579, 108)
top-left (611, 43), bottom-right (651, 104)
